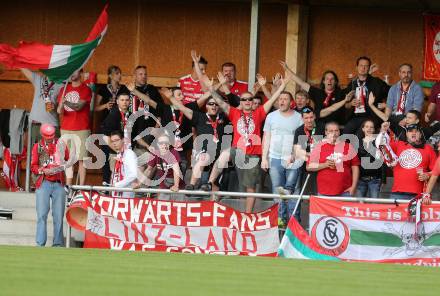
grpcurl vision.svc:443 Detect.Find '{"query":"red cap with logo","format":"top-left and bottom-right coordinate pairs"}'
top-left (40, 123), bottom-right (55, 140)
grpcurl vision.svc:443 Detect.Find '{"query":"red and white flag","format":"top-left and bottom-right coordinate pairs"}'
top-left (82, 191), bottom-right (280, 256)
top-left (423, 14), bottom-right (440, 80)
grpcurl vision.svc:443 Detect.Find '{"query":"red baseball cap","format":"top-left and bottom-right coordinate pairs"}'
top-left (40, 123), bottom-right (55, 140)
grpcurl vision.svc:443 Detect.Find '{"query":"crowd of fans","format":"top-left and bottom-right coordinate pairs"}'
top-left (25, 51), bottom-right (440, 239)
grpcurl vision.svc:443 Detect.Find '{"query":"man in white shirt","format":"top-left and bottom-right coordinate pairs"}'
top-left (109, 130), bottom-right (138, 198)
top-left (261, 91), bottom-right (303, 226)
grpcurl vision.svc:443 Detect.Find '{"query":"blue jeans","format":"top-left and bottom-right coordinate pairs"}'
top-left (389, 192), bottom-right (417, 201)
top-left (269, 158), bottom-right (301, 222)
top-left (317, 191), bottom-right (352, 197)
top-left (36, 180), bottom-right (66, 246)
top-left (356, 178), bottom-right (381, 198)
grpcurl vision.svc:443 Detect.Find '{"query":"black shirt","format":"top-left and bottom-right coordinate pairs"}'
top-left (130, 84), bottom-right (163, 145)
top-left (343, 75), bottom-right (390, 121)
top-left (156, 102), bottom-right (198, 151)
top-left (101, 108), bottom-right (146, 148)
top-left (192, 111), bottom-right (228, 153)
top-left (308, 86), bottom-right (346, 125)
top-left (96, 84), bottom-right (130, 119)
top-left (389, 116), bottom-right (440, 143)
top-left (293, 122), bottom-right (326, 153)
top-left (358, 137), bottom-right (383, 179)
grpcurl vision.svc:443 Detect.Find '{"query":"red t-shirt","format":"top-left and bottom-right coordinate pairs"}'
top-left (228, 106), bottom-right (267, 155)
top-left (177, 74), bottom-right (204, 105)
top-left (148, 149), bottom-right (184, 189)
top-left (432, 157), bottom-right (440, 176)
top-left (58, 83), bottom-right (92, 130)
top-left (309, 141), bottom-right (360, 196)
top-left (229, 80), bottom-right (248, 96)
top-left (390, 141), bottom-right (437, 194)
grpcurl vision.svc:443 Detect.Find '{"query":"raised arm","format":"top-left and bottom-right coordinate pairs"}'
top-left (320, 90), bottom-right (354, 118)
top-left (20, 68), bottom-right (33, 83)
top-left (127, 82), bottom-right (157, 109)
top-left (160, 87), bottom-right (194, 120)
top-left (255, 74), bottom-right (272, 99)
top-left (280, 61), bottom-right (310, 92)
top-left (263, 72), bottom-right (290, 113)
top-left (368, 92), bottom-right (388, 122)
top-left (191, 50), bottom-right (205, 86)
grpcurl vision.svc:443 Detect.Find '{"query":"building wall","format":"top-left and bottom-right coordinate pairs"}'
top-left (307, 6), bottom-right (424, 87)
top-left (0, 0), bottom-right (287, 110)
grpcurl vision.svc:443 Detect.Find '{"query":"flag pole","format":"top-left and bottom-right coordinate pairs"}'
top-left (291, 173), bottom-right (311, 219)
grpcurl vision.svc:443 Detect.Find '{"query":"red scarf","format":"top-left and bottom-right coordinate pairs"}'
top-left (111, 151), bottom-right (124, 197)
top-left (323, 91), bottom-right (334, 107)
top-left (355, 80), bottom-right (367, 113)
top-left (396, 82), bottom-right (410, 115)
top-left (240, 111), bottom-right (253, 146)
top-left (206, 113), bottom-right (220, 143)
top-left (304, 125), bottom-right (316, 149)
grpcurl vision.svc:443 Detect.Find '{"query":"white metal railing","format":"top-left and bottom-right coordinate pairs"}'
top-left (70, 185), bottom-right (440, 204)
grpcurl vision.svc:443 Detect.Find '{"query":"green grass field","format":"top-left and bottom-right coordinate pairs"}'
top-left (0, 246), bottom-right (439, 296)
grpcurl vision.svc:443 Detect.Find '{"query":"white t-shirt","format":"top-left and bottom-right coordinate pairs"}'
top-left (111, 149), bottom-right (138, 198)
top-left (263, 110), bottom-right (303, 159)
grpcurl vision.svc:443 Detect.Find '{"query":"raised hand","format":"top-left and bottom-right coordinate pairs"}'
top-left (381, 121), bottom-right (390, 133)
top-left (368, 92), bottom-right (376, 106)
top-left (126, 82), bottom-right (136, 92)
top-left (256, 73), bottom-right (266, 86)
top-left (369, 63), bottom-right (379, 75)
top-left (272, 72), bottom-right (282, 88)
top-left (217, 72), bottom-right (227, 85)
top-left (191, 50), bottom-right (201, 63)
top-left (160, 87), bottom-right (173, 99)
top-left (345, 90), bottom-right (355, 102)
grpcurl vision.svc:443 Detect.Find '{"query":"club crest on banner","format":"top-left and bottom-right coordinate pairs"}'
top-left (311, 216), bottom-right (349, 256)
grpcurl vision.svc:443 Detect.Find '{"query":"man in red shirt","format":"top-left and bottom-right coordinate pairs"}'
top-left (208, 73), bottom-right (291, 212)
top-left (307, 122), bottom-right (360, 196)
top-left (31, 124), bottom-right (69, 246)
top-left (177, 55), bottom-right (208, 104)
top-left (221, 62), bottom-right (248, 96)
top-left (380, 122), bottom-right (437, 200)
top-left (57, 69), bottom-right (92, 186)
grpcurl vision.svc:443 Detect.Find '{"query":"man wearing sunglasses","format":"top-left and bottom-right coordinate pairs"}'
top-left (204, 71), bottom-right (292, 213)
top-left (164, 90), bottom-right (228, 191)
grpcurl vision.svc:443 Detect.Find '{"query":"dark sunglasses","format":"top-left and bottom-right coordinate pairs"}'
top-left (207, 102), bottom-right (219, 106)
top-left (240, 97), bottom-right (254, 102)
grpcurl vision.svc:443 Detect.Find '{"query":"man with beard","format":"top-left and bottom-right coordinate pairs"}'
top-left (379, 122), bottom-right (437, 200)
top-left (307, 122), bottom-right (360, 197)
top-left (385, 63), bottom-right (424, 119)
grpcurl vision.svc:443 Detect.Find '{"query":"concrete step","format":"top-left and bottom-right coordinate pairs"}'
top-left (0, 192), bottom-right (36, 208)
top-left (0, 219), bottom-right (67, 236)
top-left (0, 233), bottom-right (44, 246)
